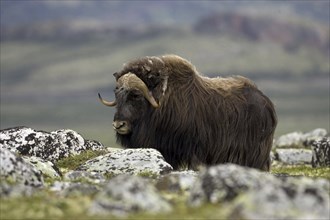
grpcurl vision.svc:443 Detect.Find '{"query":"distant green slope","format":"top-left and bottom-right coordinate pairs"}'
top-left (1, 30), bottom-right (329, 100)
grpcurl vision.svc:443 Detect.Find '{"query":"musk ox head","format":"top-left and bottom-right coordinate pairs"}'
top-left (98, 55), bottom-right (196, 136)
top-left (98, 72), bottom-right (159, 135)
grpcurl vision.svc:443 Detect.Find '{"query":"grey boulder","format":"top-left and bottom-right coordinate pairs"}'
top-left (77, 148), bottom-right (173, 176)
top-left (89, 174), bottom-right (172, 216)
top-left (0, 126), bottom-right (104, 162)
top-left (230, 176), bottom-right (330, 219)
top-left (188, 164), bottom-right (329, 219)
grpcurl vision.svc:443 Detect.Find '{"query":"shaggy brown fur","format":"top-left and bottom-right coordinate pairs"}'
top-left (110, 55), bottom-right (277, 171)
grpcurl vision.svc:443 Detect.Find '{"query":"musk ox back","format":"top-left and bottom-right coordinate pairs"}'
top-left (99, 55), bottom-right (277, 171)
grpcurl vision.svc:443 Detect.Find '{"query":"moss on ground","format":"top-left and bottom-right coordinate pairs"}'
top-left (0, 194), bottom-right (92, 220)
top-left (0, 193), bottom-right (229, 220)
top-left (55, 150), bottom-right (108, 172)
top-left (270, 165), bottom-right (330, 180)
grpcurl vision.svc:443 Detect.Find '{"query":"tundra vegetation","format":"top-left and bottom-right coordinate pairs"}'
top-left (1, 127), bottom-right (329, 219)
top-left (1, 150), bottom-right (329, 220)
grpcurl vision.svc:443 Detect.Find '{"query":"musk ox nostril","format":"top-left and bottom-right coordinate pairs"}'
top-left (112, 121), bottom-right (131, 135)
top-left (112, 121), bottom-right (126, 129)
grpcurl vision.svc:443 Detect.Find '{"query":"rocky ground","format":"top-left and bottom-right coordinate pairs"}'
top-left (0, 126), bottom-right (329, 219)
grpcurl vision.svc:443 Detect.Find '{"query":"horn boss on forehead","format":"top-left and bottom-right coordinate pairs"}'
top-left (98, 72), bottom-right (159, 108)
top-left (100, 54), bottom-right (277, 172)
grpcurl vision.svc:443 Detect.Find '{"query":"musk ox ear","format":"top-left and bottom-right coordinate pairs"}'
top-left (161, 75), bottom-right (168, 96)
top-left (113, 72), bottom-right (120, 80)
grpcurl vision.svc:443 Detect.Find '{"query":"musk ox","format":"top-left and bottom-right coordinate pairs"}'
top-left (99, 55), bottom-right (277, 171)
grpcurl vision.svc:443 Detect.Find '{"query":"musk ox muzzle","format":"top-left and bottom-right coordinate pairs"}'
top-left (112, 120), bottom-right (130, 135)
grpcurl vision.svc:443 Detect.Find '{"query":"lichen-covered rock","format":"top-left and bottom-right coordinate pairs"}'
top-left (64, 171), bottom-right (106, 184)
top-left (312, 137), bottom-right (330, 167)
top-left (274, 131), bottom-right (304, 148)
top-left (77, 148), bottom-right (173, 176)
top-left (0, 126), bottom-right (104, 162)
top-left (188, 164), bottom-right (329, 219)
top-left (229, 176), bottom-right (330, 220)
top-left (50, 181), bottom-right (101, 197)
top-left (275, 148), bottom-right (312, 165)
top-left (303, 128), bottom-right (328, 146)
top-left (22, 156), bottom-right (61, 179)
top-left (156, 170), bottom-right (198, 193)
top-left (188, 164), bottom-right (276, 206)
top-left (89, 175), bottom-right (172, 216)
top-left (0, 147), bottom-right (44, 187)
top-left (0, 182), bottom-right (37, 198)
top-left (274, 128), bottom-right (327, 148)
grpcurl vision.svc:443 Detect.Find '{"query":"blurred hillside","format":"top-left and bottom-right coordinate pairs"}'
top-left (1, 1), bottom-right (329, 147)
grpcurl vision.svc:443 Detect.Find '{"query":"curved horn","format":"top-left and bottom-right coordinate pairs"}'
top-left (98, 93), bottom-right (116, 107)
top-left (119, 73), bottom-right (159, 108)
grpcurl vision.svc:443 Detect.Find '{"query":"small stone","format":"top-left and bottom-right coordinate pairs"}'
top-left (49, 181), bottom-right (101, 197)
top-left (64, 171), bottom-right (106, 184)
top-left (156, 170), bottom-right (198, 193)
top-left (311, 137), bottom-right (330, 167)
top-left (275, 149), bottom-right (312, 165)
top-left (274, 131), bottom-right (304, 148)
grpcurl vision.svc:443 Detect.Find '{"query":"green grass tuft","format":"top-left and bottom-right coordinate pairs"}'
top-left (55, 150), bottom-right (107, 171)
top-left (271, 165), bottom-right (330, 180)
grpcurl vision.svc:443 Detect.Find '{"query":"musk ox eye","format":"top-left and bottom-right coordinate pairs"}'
top-left (128, 91), bottom-right (141, 100)
top-left (114, 87), bottom-right (124, 94)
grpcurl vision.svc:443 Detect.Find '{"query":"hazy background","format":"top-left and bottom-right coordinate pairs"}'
top-left (1, 1), bottom-right (329, 147)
